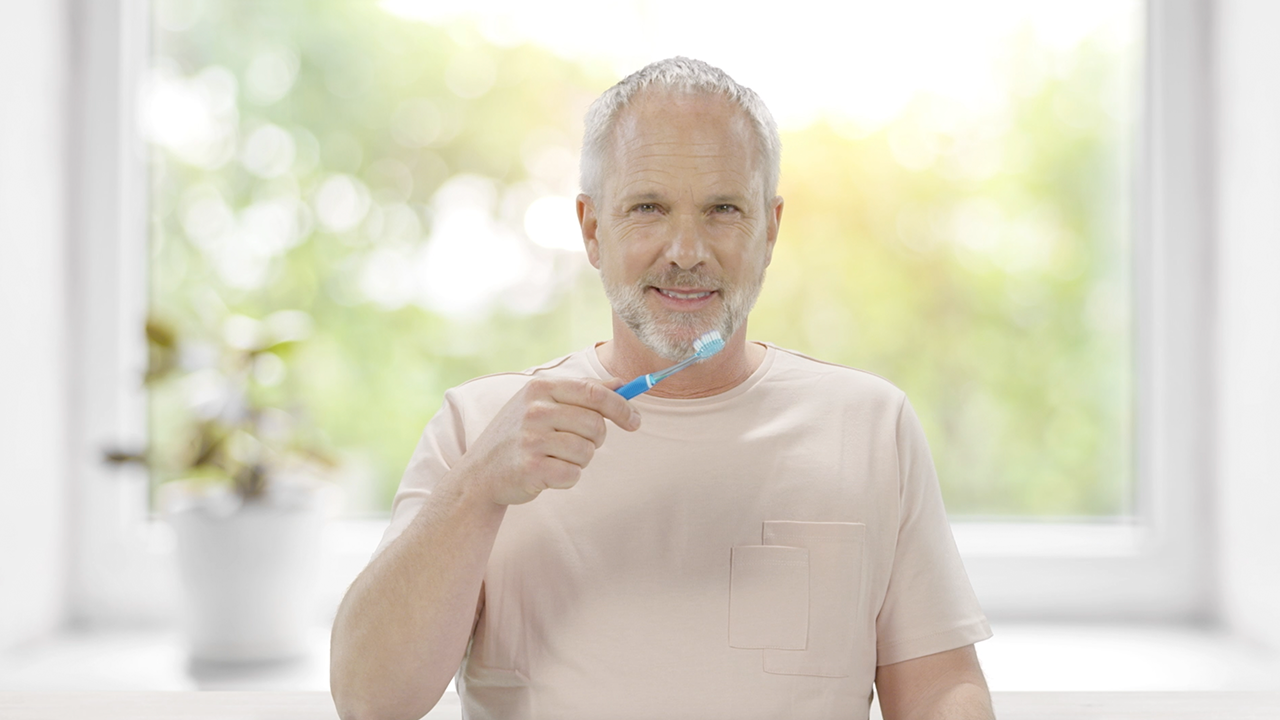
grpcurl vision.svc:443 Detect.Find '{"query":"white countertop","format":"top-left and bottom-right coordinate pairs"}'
top-left (2, 622), bottom-right (1278, 719)
top-left (4, 622), bottom-right (1278, 694)
top-left (3, 690), bottom-right (1280, 719)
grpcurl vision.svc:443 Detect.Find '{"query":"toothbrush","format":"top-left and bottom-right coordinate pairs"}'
top-left (614, 330), bottom-right (727, 399)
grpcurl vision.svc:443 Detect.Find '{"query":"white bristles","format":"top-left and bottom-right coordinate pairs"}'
top-left (692, 330), bottom-right (726, 359)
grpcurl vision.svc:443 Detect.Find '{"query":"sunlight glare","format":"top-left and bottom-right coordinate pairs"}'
top-left (524, 196), bottom-right (582, 252)
top-left (379, 0), bottom-right (1133, 132)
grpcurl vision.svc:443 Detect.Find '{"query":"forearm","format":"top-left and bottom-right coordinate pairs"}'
top-left (330, 470), bottom-right (506, 720)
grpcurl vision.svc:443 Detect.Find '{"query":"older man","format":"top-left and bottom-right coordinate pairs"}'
top-left (331, 57), bottom-right (994, 720)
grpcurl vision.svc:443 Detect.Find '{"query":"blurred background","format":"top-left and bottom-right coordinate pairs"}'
top-left (2, 0), bottom-right (1279, 701)
top-left (146, 0), bottom-right (1139, 521)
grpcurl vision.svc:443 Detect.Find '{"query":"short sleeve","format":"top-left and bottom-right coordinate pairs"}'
top-left (874, 396), bottom-right (992, 666)
top-left (369, 389), bottom-right (469, 562)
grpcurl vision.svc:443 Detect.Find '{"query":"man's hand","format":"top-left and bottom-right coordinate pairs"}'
top-left (331, 376), bottom-right (640, 720)
top-left (875, 644), bottom-right (994, 720)
top-left (455, 376), bottom-right (642, 506)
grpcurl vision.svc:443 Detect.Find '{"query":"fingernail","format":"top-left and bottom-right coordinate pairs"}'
top-left (629, 409), bottom-right (642, 429)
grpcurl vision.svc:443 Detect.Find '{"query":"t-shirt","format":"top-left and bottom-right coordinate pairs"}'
top-left (373, 341), bottom-right (992, 720)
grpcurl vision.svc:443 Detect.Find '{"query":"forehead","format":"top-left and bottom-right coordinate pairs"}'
top-left (606, 91), bottom-right (761, 193)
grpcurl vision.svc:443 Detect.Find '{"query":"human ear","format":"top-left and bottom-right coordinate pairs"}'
top-left (764, 196), bottom-right (784, 267)
top-left (577, 193), bottom-right (601, 269)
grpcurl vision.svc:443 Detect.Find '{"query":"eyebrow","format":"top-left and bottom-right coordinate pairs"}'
top-left (618, 192), bottom-right (667, 204)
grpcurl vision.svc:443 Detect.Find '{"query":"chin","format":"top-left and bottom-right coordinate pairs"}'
top-left (642, 321), bottom-right (735, 362)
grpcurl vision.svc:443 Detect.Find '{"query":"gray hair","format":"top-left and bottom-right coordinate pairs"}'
top-left (579, 57), bottom-right (781, 203)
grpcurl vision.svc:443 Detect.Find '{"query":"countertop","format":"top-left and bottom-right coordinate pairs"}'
top-left (3, 691), bottom-right (1280, 719)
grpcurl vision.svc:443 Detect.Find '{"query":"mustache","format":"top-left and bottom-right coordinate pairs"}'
top-left (641, 270), bottom-right (727, 290)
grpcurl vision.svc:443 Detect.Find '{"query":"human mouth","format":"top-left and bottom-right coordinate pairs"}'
top-left (650, 287), bottom-right (718, 308)
top-left (656, 288), bottom-right (714, 300)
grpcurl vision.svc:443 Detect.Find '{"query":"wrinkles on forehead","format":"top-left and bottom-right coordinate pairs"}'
top-left (610, 164), bottom-right (756, 208)
top-left (603, 92), bottom-right (764, 207)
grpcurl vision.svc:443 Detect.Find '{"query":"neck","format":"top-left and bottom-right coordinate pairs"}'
top-left (596, 320), bottom-right (764, 399)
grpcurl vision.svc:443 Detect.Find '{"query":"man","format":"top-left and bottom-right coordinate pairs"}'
top-left (331, 57), bottom-right (994, 720)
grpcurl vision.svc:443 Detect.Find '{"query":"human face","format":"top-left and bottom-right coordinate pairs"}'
top-left (579, 92), bottom-right (782, 362)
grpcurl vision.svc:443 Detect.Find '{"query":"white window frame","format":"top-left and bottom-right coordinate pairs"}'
top-left (69, 0), bottom-right (1213, 625)
top-left (954, 0), bottom-right (1213, 621)
top-left (66, 0), bottom-right (387, 626)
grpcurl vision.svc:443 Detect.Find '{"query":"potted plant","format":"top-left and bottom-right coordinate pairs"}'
top-left (105, 310), bottom-right (342, 663)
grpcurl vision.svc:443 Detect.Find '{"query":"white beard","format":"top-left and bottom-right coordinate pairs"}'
top-left (600, 260), bottom-right (767, 362)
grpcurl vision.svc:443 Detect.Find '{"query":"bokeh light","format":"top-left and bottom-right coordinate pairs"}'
top-left (146, 0), bottom-right (1138, 518)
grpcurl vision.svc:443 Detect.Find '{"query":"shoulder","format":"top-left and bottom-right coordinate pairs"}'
top-left (442, 348), bottom-right (595, 413)
top-left (762, 343), bottom-right (907, 414)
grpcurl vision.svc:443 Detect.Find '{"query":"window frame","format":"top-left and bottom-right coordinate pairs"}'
top-left (69, 0), bottom-right (1213, 625)
top-left (954, 0), bottom-right (1213, 621)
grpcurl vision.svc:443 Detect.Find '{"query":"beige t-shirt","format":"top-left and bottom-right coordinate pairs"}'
top-left (373, 342), bottom-right (992, 720)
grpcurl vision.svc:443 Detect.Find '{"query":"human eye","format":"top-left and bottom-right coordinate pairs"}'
top-left (632, 203), bottom-right (660, 214)
top-left (712, 204), bottom-right (740, 214)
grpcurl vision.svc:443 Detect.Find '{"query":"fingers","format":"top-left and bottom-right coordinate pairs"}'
top-left (541, 377), bottom-right (641, 432)
top-left (536, 454), bottom-right (583, 491)
top-left (543, 430), bottom-right (598, 470)
top-left (550, 405), bottom-right (609, 448)
top-left (474, 376), bottom-right (642, 506)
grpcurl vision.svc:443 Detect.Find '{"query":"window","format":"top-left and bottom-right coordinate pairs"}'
top-left (75, 0), bottom-right (1212, 623)
top-left (144, 0), bottom-right (1139, 519)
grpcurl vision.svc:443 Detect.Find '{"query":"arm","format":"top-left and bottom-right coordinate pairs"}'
top-left (329, 377), bottom-right (642, 720)
top-left (875, 397), bottom-right (995, 717)
top-left (329, 468), bottom-right (504, 720)
top-left (874, 644), bottom-right (995, 720)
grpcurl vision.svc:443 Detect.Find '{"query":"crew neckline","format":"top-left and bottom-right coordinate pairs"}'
top-left (586, 341), bottom-right (775, 407)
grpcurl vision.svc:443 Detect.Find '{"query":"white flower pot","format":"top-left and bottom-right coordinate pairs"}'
top-left (164, 479), bottom-right (330, 662)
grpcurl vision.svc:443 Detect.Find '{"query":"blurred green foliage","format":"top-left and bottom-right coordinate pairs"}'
top-left (109, 313), bottom-right (341, 502)
top-left (148, 1), bottom-right (1133, 518)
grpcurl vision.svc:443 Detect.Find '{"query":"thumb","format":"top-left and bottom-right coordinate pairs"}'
top-left (602, 376), bottom-right (626, 390)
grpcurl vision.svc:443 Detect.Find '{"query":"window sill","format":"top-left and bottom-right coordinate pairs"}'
top-left (2, 622), bottom-right (1275, 693)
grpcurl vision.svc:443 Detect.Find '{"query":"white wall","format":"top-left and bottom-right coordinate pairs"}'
top-left (0, 1), bottom-right (70, 650)
top-left (1214, 0), bottom-right (1280, 653)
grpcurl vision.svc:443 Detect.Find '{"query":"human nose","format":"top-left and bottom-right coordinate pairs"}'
top-left (662, 213), bottom-right (712, 270)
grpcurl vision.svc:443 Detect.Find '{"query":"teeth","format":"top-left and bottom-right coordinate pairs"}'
top-left (660, 289), bottom-right (711, 300)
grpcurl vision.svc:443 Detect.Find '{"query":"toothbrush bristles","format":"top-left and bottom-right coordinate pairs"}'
top-left (692, 330), bottom-right (726, 359)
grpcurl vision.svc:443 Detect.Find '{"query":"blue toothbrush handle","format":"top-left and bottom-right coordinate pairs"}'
top-left (615, 375), bottom-right (654, 399)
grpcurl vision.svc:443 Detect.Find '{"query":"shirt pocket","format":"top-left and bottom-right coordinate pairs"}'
top-left (761, 521), bottom-right (867, 678)
top-left (728, 545), bottom-right (810, 650)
